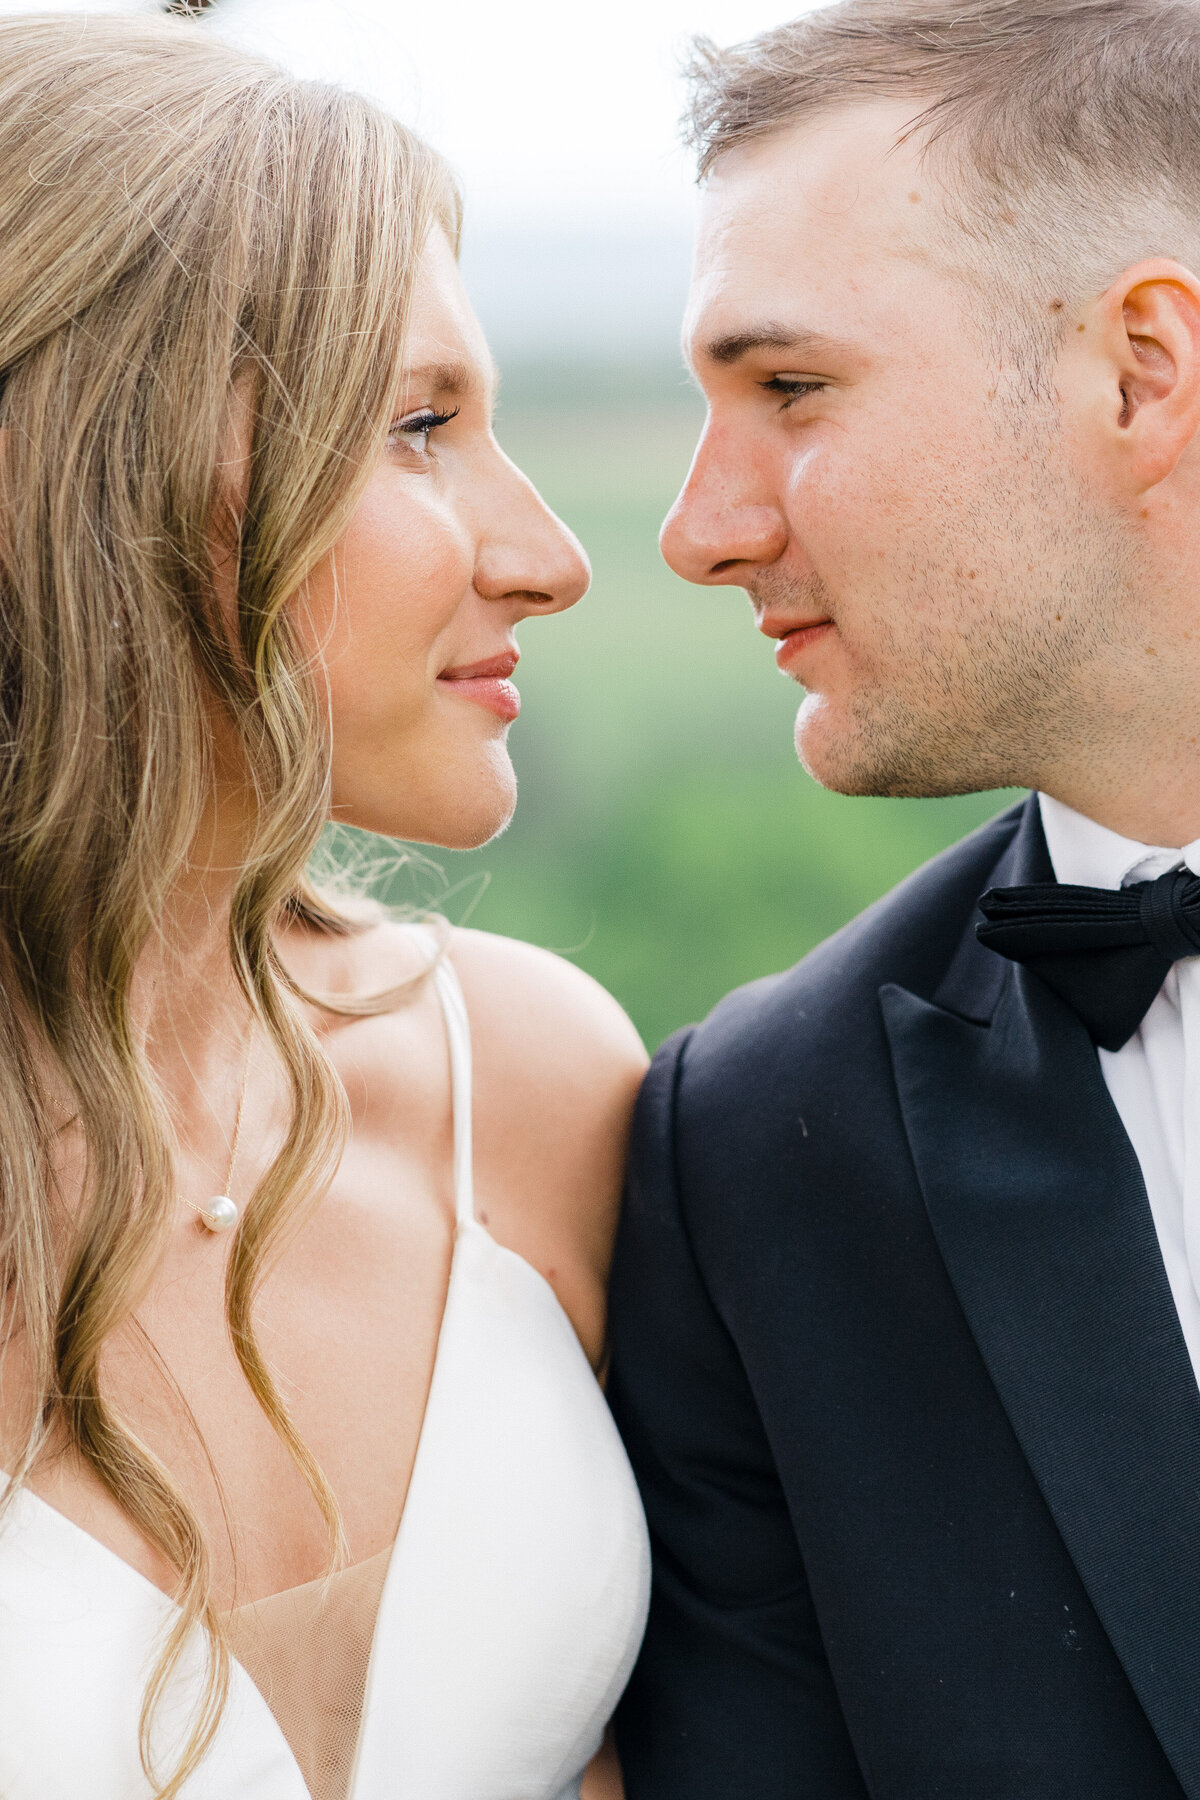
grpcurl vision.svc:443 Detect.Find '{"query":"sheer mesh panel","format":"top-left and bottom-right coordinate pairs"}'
top-left (224, 1547), bottom-right (392, 1800)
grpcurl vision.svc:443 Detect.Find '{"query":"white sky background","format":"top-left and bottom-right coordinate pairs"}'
top-left (207, 0), bottom-right (791, 231)
top-left (2, 0), bottom-right (801, 354)
top-left (207, 0), bottom-right (799, 356)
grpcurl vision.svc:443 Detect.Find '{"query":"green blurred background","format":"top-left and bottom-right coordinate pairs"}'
top-left (368, 359), bottom-right (1016, 1052)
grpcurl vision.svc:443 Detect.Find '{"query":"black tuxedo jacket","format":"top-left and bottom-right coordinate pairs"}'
top-left (608, 796), bottom-right (1200, 1799)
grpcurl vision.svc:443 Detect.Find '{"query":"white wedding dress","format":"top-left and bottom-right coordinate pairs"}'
top-left (0, 952), bottom-right (651, 1799)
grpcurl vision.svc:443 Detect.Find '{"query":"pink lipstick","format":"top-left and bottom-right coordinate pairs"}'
top-left (437, 650), bottom-right (521, 722)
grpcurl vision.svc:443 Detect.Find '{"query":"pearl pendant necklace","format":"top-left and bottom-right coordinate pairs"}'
top-left (198, 1192), bottom-right (240, 1235)
top-left (187, 1025), bottom-right (253, 1235)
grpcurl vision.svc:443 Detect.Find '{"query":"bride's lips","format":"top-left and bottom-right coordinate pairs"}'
top-left (436, 650), bottom-right (521, 722)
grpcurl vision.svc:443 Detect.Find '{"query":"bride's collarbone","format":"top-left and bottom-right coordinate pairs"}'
top-left (0, 1154), bottom-right (457, 1606)
top-left (1, 921), bottom-right (631, 1606)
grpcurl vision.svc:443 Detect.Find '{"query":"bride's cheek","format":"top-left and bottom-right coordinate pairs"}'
top-left (359, 523), bottom-right (476, 668)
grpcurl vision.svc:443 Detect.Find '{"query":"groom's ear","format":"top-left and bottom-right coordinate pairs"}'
top-left (1081, 259), bottom-right (1200, 492)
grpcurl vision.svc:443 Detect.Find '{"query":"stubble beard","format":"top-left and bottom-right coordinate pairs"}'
top-left (753, 444), bottom-right (1132, 801)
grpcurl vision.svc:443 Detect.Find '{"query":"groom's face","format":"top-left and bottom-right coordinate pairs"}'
top-left (662, 102), bottom-right (1129, 798)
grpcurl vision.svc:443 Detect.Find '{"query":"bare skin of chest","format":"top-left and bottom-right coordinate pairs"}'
top-left (0, 947), bottom-right (612, 1609)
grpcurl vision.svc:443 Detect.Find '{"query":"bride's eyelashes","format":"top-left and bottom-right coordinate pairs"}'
top-left (387, 405), bottom-right (461, 457)
top-left (759, 375), bottom-right (827, 409)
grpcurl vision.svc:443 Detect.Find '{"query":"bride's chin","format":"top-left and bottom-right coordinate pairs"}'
top-left (398, 765), bottom-right (518, 853)
top-left (436, 746), bottom-right (518, 849)
top-left (432, 795), bottom-right (517, 852)
top-left (329, 739), bottom-right (519, 849)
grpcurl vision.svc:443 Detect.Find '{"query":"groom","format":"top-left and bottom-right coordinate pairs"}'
top-left (607, 1), bottom-right (1200, 1794)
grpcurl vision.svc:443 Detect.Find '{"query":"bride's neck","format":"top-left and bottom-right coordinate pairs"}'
top-left (130, 772), bottom-right (261, 1089)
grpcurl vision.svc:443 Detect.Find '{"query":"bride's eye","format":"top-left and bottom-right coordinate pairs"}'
top-left (387, 405), bottom-right (460, 456)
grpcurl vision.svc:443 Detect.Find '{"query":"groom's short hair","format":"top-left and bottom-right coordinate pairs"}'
top-left (686, 0), bottom-right (1200, 378)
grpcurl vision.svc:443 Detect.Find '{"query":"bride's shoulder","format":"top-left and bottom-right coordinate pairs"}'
top-left (445, 925), bottom-right (647, 1097)
top-left (288, 913), bottom-right (647, 1134)
top-left (446, 929), bottom-right (647, 1356)
top-left (285, 917), bottom-right (646, 1356)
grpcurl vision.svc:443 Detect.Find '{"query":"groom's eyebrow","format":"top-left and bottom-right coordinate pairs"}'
top-left (701, 323), bottom-right (848, 366)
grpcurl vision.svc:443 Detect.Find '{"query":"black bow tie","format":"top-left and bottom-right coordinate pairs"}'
top-left (976, 866), bottom-right (1200, 1050)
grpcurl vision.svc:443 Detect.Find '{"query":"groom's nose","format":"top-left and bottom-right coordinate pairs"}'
top-left (659, 425), bottom-right (788, 585)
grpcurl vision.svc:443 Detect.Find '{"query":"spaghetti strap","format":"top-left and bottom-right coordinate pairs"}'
top-left (0, 915), bottom-right (652, 1800)
top-left (431, 950), bottom-right (475, 1228)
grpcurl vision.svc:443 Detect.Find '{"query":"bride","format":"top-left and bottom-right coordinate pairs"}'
top-left (0, 13), bottom-right (649, 1800)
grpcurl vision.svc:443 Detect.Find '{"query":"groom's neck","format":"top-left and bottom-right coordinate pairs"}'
top-left (1037, 745), bottom-right (1200, 852)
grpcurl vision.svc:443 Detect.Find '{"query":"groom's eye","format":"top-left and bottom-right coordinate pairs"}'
top-left (759, 376), bottom-right (827, 405)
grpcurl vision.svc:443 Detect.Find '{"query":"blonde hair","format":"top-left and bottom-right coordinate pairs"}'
top-left (685, 0), bottom-right (1200, 384)
top-left (0, 13), bottom-right (458, 1792)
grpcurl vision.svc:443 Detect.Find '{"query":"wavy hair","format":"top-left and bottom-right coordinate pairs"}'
top-left (0, 13), bottom-right (458, 1792)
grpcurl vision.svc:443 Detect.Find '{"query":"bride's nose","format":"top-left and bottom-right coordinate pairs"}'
top-left (473, 456), bottom-right (590, 616)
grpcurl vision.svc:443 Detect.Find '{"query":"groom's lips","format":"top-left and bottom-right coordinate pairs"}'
top-left (761, 614), bottom-right (835, 676)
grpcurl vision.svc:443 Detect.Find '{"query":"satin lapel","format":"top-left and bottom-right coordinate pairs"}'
top-left (930, 793), bottom-right (1052, 1022)
top-left (882, 959), bottom-right (1200, 1796)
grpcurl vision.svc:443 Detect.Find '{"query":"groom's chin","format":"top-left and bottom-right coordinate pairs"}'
top-left (792, 691), bottom-right (898, 797)
top-left (794, 691), bottom-right (987, 800)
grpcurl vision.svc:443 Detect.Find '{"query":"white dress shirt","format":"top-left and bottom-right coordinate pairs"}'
top-left (1038, 791), bottom-right (1200, 1388)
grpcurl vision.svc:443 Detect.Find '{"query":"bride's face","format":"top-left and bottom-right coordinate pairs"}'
top-left (295, 228), bottom-right (589, 849)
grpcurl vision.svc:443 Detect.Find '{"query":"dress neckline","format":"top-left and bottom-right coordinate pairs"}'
top-left (0, 935), bottom-right (652, 1800)
top-left (0, 1217), bottom-right (498, 1605)
top-left (0, 945), bottom-right (481, 1602)
top-left (0, 1219), bottom-right (591, 1800)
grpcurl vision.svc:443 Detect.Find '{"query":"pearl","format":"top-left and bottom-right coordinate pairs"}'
top-left (200, 1194), bottom-right (239, 1234)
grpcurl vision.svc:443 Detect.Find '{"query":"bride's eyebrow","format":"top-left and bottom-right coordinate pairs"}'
top-left (400, 358), bottom-right (496, 403)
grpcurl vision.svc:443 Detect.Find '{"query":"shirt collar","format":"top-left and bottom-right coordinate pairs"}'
top-left (1038, 792), bottom-right (1200, 890)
